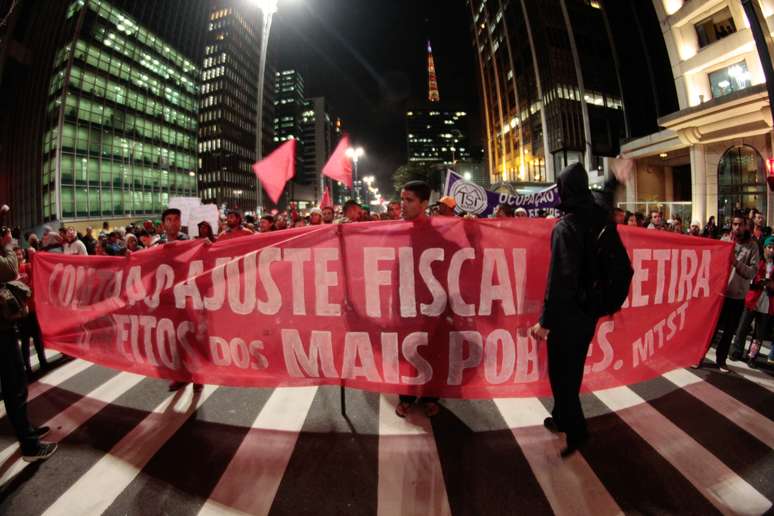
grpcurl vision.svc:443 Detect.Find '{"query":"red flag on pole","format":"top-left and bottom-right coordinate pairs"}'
top-left (320, 186), bottom-right (332, 209)
top-left (322, 135), bottom-right (352, 188)
top-left (252, 139), bottom-right (296, 205)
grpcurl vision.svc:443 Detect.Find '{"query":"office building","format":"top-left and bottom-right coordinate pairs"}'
top-left (300, 96), bottom-right (342, 206)
top-left (273, 69), bottom-right (309, 206)
top-left (406, 109), bottom-right (471, 166)
top-left (620, 0), bottom-right (774, 226)
top-left (198, 0), bottom-right (275, 213)
top-left (467, 0), bottom-right (625, 186)
top-left (1, 0), bottom-right (207, 228)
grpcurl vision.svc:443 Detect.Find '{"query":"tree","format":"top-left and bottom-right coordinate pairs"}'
top-left (392, 163), bottom-right (446, 194)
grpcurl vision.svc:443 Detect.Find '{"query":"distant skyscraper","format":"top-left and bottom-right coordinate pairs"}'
top-left (0, 0), bottom-right (207, 228)
top-left (427, 40), bottom-right (440, 103)
top-left (273, 69), bottom-right (310, 206)
top-left (41, 0), bottom-right (201, 224)
top-left (467, 0), bottom-right (625, 186)
top-left (406, 39), bottom-right (470, 169)
top-left (300, 97), bottom-right (341, 204)
top-left (198, 0), bottom-right (274, 213)
top-left (406, 109), bottom-right (470, 166)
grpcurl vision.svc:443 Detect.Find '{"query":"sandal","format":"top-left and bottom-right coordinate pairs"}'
top-left (395, 401), bottom-right (411, 418)
top-left (423, 401), bottom-right (440, 417)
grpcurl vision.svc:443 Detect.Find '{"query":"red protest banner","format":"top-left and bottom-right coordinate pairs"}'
top-left (32, 219), bottom-right (732, 398)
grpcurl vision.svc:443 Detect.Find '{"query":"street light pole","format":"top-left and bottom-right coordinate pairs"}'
top-left (362, 175), bottom-right (374, 207)
top-left (345, 146), bottom-right (364, 202)
top-left (741, 0), bottom-right (774, 125)
top-left (253, 0), bottom-right (278, 217)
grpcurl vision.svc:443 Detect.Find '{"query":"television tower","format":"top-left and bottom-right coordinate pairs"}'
top-left (427, 40), bottom-right (440, 103)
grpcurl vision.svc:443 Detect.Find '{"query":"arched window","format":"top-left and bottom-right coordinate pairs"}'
top-left (717, 145), bottom-right (766, 226)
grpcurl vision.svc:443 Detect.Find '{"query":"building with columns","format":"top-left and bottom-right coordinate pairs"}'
top-left (621, 0), bottom-right (774, 227)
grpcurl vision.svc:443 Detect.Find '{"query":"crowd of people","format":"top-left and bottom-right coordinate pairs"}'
top-left (1, 178), bottom-right (773, 463)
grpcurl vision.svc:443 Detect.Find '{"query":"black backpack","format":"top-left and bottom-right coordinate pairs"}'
top-left (590, 222), bottom-right (633, 317)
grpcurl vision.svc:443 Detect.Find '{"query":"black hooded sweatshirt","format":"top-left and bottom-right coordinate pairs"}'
top-left (539, 163), bottom-right (609, 331)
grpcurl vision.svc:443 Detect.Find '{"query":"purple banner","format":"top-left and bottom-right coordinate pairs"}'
top-left (443, 170), bottom-right (561, 217)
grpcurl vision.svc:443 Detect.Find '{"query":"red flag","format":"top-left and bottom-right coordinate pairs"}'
top-left (322, 135), bottom-right (352, 188)
top-left (320, 186), bottom-right (332, 209)
top-left (252, 139), bottom-right (296, 205)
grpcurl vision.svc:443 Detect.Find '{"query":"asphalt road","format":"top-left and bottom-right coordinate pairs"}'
top-left (0, 348), bottom-right (771, 516)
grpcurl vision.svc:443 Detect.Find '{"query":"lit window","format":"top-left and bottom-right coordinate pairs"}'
top-left (695, 7), bottom-right (736, 49)
top-left (709, 61), bottom-right (752, 99)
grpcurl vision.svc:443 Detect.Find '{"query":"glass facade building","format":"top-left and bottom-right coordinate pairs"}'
top-left (467, 0), bottom-right (624, 185)
top-left (41, 0), bottom-right (200, 223)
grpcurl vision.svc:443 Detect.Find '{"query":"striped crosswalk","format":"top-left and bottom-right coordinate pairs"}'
top-left (0, 357), bottom-right (771, 516)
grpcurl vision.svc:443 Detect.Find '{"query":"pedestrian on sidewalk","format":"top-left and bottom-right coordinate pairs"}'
top-left (696, 212), bottom-right (758, 372)
top-left (730, 236), bottom-right (774, 365)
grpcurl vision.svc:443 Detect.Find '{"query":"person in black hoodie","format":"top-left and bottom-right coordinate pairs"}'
top-left (530, 162), bottom-right (619, 458)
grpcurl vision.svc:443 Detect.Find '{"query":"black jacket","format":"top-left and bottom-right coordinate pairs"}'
top-left (539, 163), bottom-right (612, 331)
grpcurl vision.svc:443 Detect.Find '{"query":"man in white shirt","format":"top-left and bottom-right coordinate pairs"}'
top-left (63, 228), bottom-right (88, 256)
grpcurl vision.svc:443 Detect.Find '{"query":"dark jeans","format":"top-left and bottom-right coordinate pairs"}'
top-left (19, 312), bottom-right (47, 374)
top-left (731, 309), bottom-right (769, 357)
top-left (713, 297), bottom-right (745, 366)
top-left (547, 322), bottom-right (596, 444)
top-left (0, 326), bottom-right (41, 454)
top-left (399, 396), bottom-right (439, 404)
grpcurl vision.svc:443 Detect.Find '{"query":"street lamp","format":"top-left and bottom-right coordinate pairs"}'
top-left (251, 0), bottom-right (280, 217)
top-left (362, 175), bottom-right (375, 205)
top-left (345, 146), bottom-right (364, 200)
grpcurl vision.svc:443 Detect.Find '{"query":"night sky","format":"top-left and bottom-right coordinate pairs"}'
top-left (271, 0), bottom-right (480, 193)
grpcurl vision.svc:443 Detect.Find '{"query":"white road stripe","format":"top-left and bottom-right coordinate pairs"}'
top-left (0, 372), bottom-right (145, 486)
top-left (198, 386), bottom-right (318, 516)
top-left (0, 359), bottom-right (92, 421)
top-left (594, 386), bottom-right (772, 515)
top-left (663, 369), bottom-right (774, 449)
top-left (494, 398), bottom-right (623, 516)
top-left (376, 395), bottom-right (451, 516)
top-left (28, 349), bottom-right (61, 371)
top-left (42, 384), bottom-right (217, 516)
